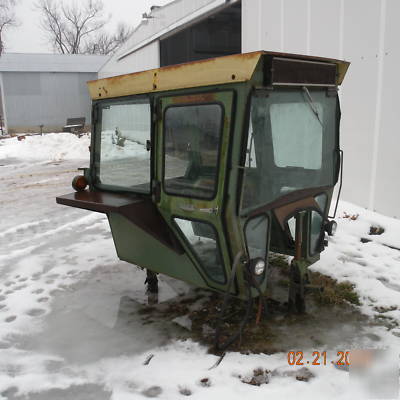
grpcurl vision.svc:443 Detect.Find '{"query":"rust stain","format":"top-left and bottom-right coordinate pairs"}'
top-left (87, 52), bottom-right (262, 100)
top-left (156, 51), bottom-right (260, 72)
top-left (87, 50), bottom-right (349, 101)
top-left (274, 197), bottom-right (319, 230)
top-left (172, 93), bottom-right (216, 104)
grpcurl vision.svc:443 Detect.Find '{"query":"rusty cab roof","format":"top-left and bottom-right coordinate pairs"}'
top-left (87, 51), bottom-right (350, 101)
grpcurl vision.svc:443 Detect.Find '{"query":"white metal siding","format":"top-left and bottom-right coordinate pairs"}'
top-left (283, 0), bottom-right (308, 54)
top-left (374, 0), bottom-right (400, 217)
top-left (309, 0), bottom-right (341, 58)
top-left (242, 0), bottom-right (400, 218)
top-left (3, 72), bottom-right (95, 131)
top-left (0, 53), bottom-right (108, 73)
top-left (99, 41), bottom-right (160, 79)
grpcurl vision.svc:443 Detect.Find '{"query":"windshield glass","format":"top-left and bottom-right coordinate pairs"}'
top-left (242, 89), bottom-right (338, 212)
top-left (94, 98), bottom-right (151, 193)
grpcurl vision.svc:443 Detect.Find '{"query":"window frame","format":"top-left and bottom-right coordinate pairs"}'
top-left (162, 101), bottom-right (225, 201)
top-left (281, 204), bottom-right (326, 257)
top-left (309, 192), bottom-right (328, 256)
top-left (92, 95), bottom-right (153, 195)
top-left (309, 209), bottom-right (325, 256)
top-left (239, 88), bottom-right (339, 214)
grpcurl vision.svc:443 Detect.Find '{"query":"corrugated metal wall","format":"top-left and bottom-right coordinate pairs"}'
top-left (3, 71), bottom-right (96, 132)
top-left (242, 0), bottom-right (400, 218)
top-left (99, 42), bottom-right (160, 79)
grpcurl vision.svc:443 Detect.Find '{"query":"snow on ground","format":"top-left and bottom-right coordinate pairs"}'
top-left (0, 133), bottom-right (399, 400)
top-left (312, 201), bottom-right (400, 326)
top-left (0, 133), bottom-right (90, 162)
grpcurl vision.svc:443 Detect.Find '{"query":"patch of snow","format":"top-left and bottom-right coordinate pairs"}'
top-left (312, 200), bottom-right (400, 321)
top-left (0, 133), bottom-right (90, 162)
top-left (100, 130), bottom-right (148, 161)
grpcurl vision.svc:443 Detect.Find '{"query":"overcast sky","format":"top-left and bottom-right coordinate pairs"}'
top-left (5, 0), bottom-right (173, 54)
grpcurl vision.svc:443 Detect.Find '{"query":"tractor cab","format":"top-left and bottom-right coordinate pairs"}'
top-left (57, 51), bottom-right (349, 313)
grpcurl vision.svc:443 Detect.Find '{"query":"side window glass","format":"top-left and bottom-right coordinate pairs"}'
top-left (163, 103), bottom-right (223, 199)
top-left (315, 193), bottom-right (327, 213)
top-left (174, 218), bottom-right (226, 284)
top-left (97, 99), bottom-right (151, 193)
top-left (310, 211), bottom-right (324, 254)
top-left (245, 215), bottom-right (269, 261)
top-left (287, 217), bottom-right (296, 240)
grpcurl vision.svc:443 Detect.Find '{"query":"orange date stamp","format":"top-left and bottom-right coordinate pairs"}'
top-left (287, 351), bottom-right (351, 366)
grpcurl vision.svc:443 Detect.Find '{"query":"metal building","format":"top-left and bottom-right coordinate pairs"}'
top-left (99, 0), bottom-right (399, 219)
top-left (0, 53), bottom-right (108, 134)
top-left (99, 0), bottom-right (241, 78)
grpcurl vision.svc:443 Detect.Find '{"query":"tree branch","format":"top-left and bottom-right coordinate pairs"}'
top-left (36, 0), bottom-right (131, 55)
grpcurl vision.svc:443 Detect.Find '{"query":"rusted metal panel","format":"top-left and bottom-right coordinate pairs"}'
top-left (261, 51), bottom-right (349, 85)
top-left (88, 51), bottom-right (349, 101)
top-left (266, 57), bottom-right (337, 86)
top-left (56, 191), bottom-right (184, 254)
top-left (274, 197), bottom-right (319, 230)
top-left (88, 52), bottom-right (262, 100)
top-left (247, 186), bottom-right (332, 219)
top-left (171, 93), bottom-right (217, 104)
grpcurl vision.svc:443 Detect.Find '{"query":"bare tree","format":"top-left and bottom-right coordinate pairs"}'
top-left (84, 23), bottom-right (132, 55)
top-left (37, 0), bottom-right (132, 55)
top-left (0, 0), bottom-right (17, 55)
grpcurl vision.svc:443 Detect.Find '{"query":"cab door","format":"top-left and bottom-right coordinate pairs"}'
top-left (155, 91), bottom-right (234, 292)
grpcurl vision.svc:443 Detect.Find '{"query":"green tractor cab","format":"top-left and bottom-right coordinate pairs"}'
top-left (57, 51), bottom-right (349, 316)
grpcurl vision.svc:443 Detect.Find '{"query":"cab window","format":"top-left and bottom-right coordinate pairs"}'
top-left (163, 103), bottom-right (223, 199)
top-left (95, 98), bottom-right (151, 193)
top-left (174, 217), bottom-right (226, 284)
top-left (242, 89), bottom-right (338, 212)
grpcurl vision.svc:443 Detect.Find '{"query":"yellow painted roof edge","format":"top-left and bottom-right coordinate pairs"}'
top-left (88, 51), bottom-right (349, 100)
top-left (88, 51), bottom-right (262, 100)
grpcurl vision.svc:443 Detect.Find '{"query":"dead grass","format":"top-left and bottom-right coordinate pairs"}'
top-left (269, 253), bottom-right (361, 306)
top-left (309, 272), bottom-right (361, 306)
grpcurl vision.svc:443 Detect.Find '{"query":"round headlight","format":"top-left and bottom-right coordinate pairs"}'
top-left (253, 259), bottom-right (266, 276)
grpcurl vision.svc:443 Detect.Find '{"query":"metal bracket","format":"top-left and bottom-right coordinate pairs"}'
top-left (326, 86), bottom-right (339, 97)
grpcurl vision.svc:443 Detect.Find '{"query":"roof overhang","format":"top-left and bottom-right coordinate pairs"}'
top-left (117, 0), bottom-right (241, 62)
top-left (88, 51), bottom-right (261, 100)
top-left (87, 51), bottom-right (350, 101)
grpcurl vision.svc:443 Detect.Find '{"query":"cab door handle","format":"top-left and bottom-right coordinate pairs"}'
top-left (179, 205), bottom-right (219, 215)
